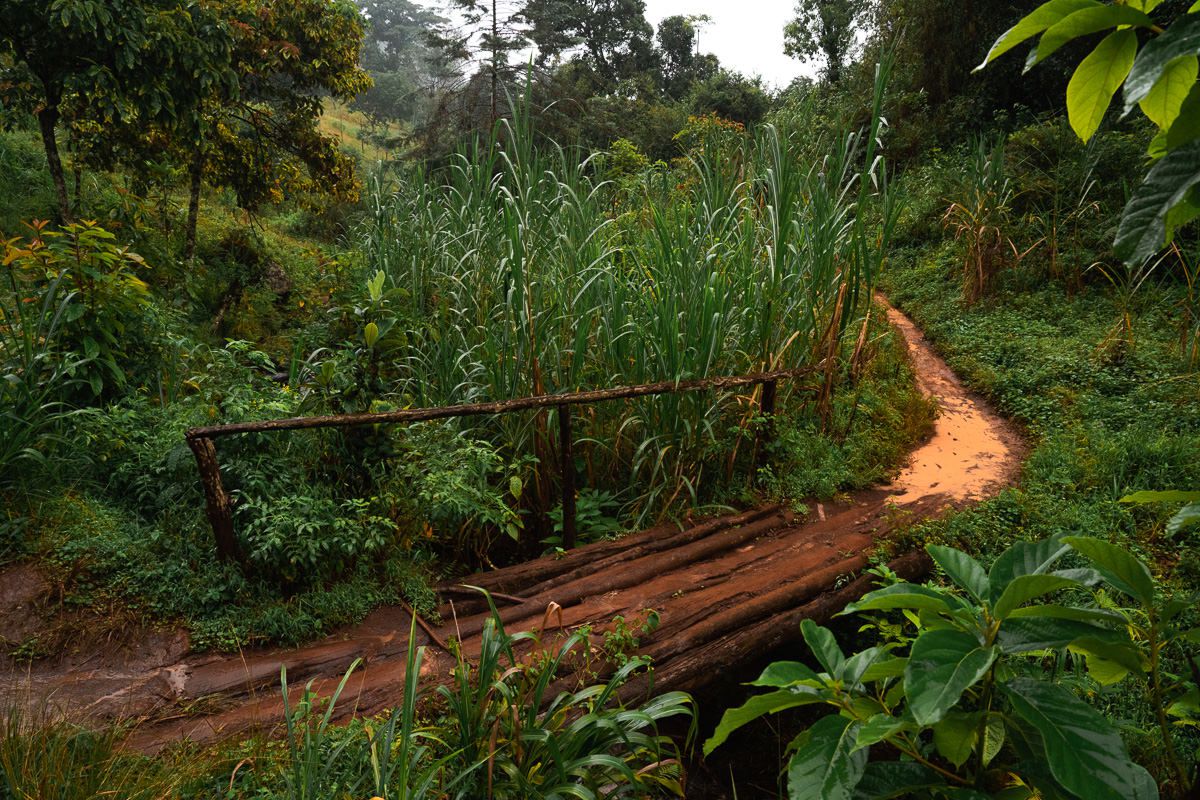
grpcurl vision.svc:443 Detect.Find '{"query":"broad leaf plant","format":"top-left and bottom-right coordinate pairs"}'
top-left (705, 536), bottom-right (1200, 799)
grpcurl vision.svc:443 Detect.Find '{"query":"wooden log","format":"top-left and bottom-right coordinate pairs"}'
top-left (514, 507), bottom-right (791, 601)
top-left (186, 367), bottom-right (819, 441)
top-left (442, 505), bottom-right (782, 598)
top-left (447, 510), bottom-right (793, 642)
top-left (558, 404), bottom-right (577, 550)
top-left (617, 550), bottom-right (932, 702)
top-left (187, 436), bottom-right (240, 564)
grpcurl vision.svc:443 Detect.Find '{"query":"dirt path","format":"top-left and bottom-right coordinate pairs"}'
top-left (0, 298), bottom-right (1023, 751)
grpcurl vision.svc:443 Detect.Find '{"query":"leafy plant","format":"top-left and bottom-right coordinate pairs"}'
top-left (1171, 242), bottom-right (1200, 370)
top-left (237, 492), bottom-right (399, 587)
top-left (942, 138), bottom-right (1022, 303)
top-left (704, 535), bottom-right (1184, 799)
top-left (544, 488), bottom-right (625, 551)
top-left (1088, 249), bottom-right (1167, 361)
top-left (602, 609), bottom-right (661, 666)
top-left (279, 657), bottom-right (368, 800)
top-left (439, 594), bottom-right (695, 799)
top-left (978, 1), bottom-right (1200, 264)
top-left (1, 229), bottom-right (80, 487)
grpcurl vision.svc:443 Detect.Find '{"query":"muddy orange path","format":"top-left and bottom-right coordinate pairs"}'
top-left (0, 299), bottom-right (1023, 753)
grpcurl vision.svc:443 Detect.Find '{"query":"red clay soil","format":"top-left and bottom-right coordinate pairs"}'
top-left (0, 298), bottom-right (1023, 752)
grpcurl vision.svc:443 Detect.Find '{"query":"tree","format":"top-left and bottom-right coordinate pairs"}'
top-left (784, 0), bottom-right (868, 84)
top-left (690, 69), bottom-right (772, 126)
top-left (657, 14), bottom-right (719, 99)
top-left (355, 0), bottom-right (448, 127)
top-left (430, 0), bottom-right (530, 124)
top-left (182, 0), bottom-right (372, 262)
top-left (0, 0), bottom-right (234, 223)
top-left (520, 0), bottom-right (658, 90)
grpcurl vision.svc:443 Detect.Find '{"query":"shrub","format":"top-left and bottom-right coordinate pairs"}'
top-left (705, 536), bottom-right (1196, 799)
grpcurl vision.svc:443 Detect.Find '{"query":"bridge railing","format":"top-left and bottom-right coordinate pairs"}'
top-left (186, 366), bottom-right (818, 565)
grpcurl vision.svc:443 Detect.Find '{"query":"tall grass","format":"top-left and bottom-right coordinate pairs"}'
top-left (359, 67), bottom-right (898, 523)
top-left (0, 243), bottom-right (79, 489)
top-left (0, 707), bottom-right (178, 800)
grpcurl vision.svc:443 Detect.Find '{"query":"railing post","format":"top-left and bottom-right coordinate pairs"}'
top-left (558, 403), bottom-right (577, 550)
top-left (187, 435), bottom-right (241, 564)
top-left (755, 379), bottom-right (778, 478)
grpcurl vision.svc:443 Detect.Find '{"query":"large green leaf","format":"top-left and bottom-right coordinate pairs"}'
top-left (786, 715), bottom-right (868, 800)
top-left (860, 656), bottom-right (908, 682)
top-left (987, 536), bottom-right (1071, 603)
top-left (1138, 56), bottom-right (1199, 129)
top-left (933, 711), bottom-right (981, 768)
top-left (905, 630), bottom-right (998, 726)
top-left (851, 762), bottom-right (940, 800)
top-left (854, 714), bottom-right (913, 749)
top-left (927, 545), bottom-right (988, 600)
top-left (998, 617), bottom-right (1126, 653)
top-left (977, 0), bottom-right (1102, 69)
top-left (703, 688), bottom-right (825, 755)
top-left (1165, 84), bottom-right (1200, 149)
top-left (1005, 603), bottom-right (1126, 626)
top-left (1030, 5), bottom-right (1154, 68)
top-left (980, 711), bottom-right (1006, 767)
top-left (1168, 500), bottom-right (1200, 534)
top-left (1004, 678), bottom-right (1160, 800)
top-left (1167, 687), bottom-right (1200, 717)
top-left (802, 619), bottom-right (845, 675)
top-left (842, 647), bottom-right (888, 687)
top-left (1068, 637), bottom-right (1145, 684)
top-left (842, 583), bottom-right (966, 616)
top-left (992, 574), bottom-right (1085, 619)
top-left (1124, 12), bottom-right (1200, 114)
top-left (1121, 489), bottom-right (1200, 504)
top-left (927, 710), bottom-right (1005, 770)
top-left (1067, 29), bottom-right (1138, 142)
top-left (1063, 536), bottom-right (1155, 605)
top-left (750, 661), bottom-right (822, 688)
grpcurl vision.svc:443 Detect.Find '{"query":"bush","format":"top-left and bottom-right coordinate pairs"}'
top-left (706, 536), bottom-right (1197, 799)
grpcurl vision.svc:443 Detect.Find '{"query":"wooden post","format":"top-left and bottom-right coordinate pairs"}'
top-left (755, 379), bottom-right (778, 478)
top-left (187, 436), bottom-right (240, 564)
top-left (558, 404), bottom-right (577, 550)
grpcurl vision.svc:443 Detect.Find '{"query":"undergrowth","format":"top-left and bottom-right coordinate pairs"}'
top-left (880, 240), bottom-right (1200, 777)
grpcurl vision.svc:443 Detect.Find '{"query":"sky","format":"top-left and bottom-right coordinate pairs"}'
top-left (642, 0), bottom-right (811, 88)
top-left (417, 0), bottom-right (813, 90)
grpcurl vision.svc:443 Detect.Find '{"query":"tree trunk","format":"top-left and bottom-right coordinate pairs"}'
top-left (37, 105), bottom-right (72, 224)
top-left (490, 0), bottom-right (499, 124)
top-left (185, 150), bottom-right (204, 265)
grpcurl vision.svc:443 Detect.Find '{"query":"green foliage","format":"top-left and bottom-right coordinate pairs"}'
top-left (882, 243), bottom-right (1200, 790)
top-left (0, 0), bottom-right (236, 220)
top-left (942, 138), bottom-right (1020, 302)
top-left (360, 71), bottom-right (899, 526)
top-left (1, 219), bottom-right (166, 487)
top-left (437, 597), bottom-right (694, 798)
top-left (705, 536), bottom-right (1191, 799)
top-left (979, 1), bottom-right (1200, 263)
top-left (688, 70), bottom-right (773, 127)
top-left (657, 14), bottom-right (718, 100)
top-left (784, 0), bottom-right (868, 84)
top-left (198, 0), bottom-right (372, 213)
top-left (0, 707), bottom-right (189, 799)
top-left (238, 493), bottom-right (399, 587)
